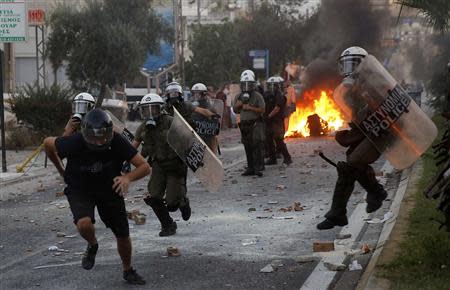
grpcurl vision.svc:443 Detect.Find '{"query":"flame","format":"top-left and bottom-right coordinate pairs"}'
top-left (285, 90), bottom-right (345, 137)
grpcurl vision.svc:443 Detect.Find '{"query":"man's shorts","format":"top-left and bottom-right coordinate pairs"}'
top-left (64, 188), bottom-right (129, 238)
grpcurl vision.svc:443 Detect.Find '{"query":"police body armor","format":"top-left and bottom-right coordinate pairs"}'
top-left (333, 55), bottom-right (437, 170)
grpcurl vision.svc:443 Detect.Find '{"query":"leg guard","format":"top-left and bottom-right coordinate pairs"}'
top-left (144, 197), bottom-right (176, 236)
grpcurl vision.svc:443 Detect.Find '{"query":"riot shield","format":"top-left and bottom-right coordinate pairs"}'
top-left (105, 109), bottom-right (134, 143)
top-left (211, 99), bottom-right (224, 119)
top-left (333, 54), bottom-right (437, 170)
top-left (167, 108), bottom-right (224, 192)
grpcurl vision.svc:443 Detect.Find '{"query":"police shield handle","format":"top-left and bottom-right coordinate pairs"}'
top-left (334, 55), bottom-right (438, 170)
top-left (167, 108), bottom-right (224, 193)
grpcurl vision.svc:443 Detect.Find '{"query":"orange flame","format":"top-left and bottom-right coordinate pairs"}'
top-left (285, 90), bottom-right (345, 137)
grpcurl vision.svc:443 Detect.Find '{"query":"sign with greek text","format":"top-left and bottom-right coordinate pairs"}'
top-left (186, 140), bottom-right (206, 172)
top-left (361, 84), bottom-right (411, 137)
top-left (0, 0), bottom-right (27, 42)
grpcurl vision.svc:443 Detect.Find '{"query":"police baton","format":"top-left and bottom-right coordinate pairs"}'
top-left (318, 152), bottom-right (337, 168)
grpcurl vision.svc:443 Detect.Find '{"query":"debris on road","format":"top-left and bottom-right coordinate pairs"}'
top-left (313, 241), bottom-right (335, 252)
top-left (272, 216), bottom-right (294, 220)
top-left (134, 214), bottom-right (146, 225)
top-left (248, 207), bottom-right (256, 212)
top-left (295, 255), bottom-right (316, 263)
top-left (276, 185), bottom-right (286, 190)
top-left (260, 264), bottom-right (274, 273)
top-left (361, 243), bottom-right (371, 254)
top-left (324, 262), bottom-right (346, 271)
top-left (271, 260), bottom-right (284, 269)
top-left (167, 246), bottom-right (181, 257)
top-left (336, 233), bottom-right (352, 240)
top-left (127, 209), bottom-right (140, 220)
top-left (268, 201), bottom-right (278, 205)
top-left (242, 239), bottom-right (258, 246)
top-left (48, 246), bottom-right (59, 251)
top-left (65, 234), bottom-right (76, 238)
top-left (366, 211), bottom-right (394, 224)
top-left (56, 232), bottom-right (66, 238)
top-left (349, 260), bottom-right (363, 271)
top-left (55, 191), bottom-right (64, 197)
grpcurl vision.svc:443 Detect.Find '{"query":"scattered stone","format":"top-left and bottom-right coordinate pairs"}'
top-left (293, 202), bottom-right (304, 211)
top-left (313, 241), bottom-right (335, 252)
top-left (57, 205), bottom-right (66, 209)
top-left (272, 216), bottom-right (294, 220)
top-left (55, 191), bottom-right (64, 197)
top-left (231, 179), bottom-right (238, 184)
top-left (56, 232), bottom-right (66, 238)
top-left (65, 234), bottom-right (76, 238)
top-left (48, 246), bottom-right (59, 251)
top-left (260, 264), bottom-right (274, 273)
top-left (248, 207), bottom-right (256, 212)
top-left (295, 255), bottom-right (316, 263)
top-left (167, 246), bottom-right (181, 257)
top-left (271, 260), bottom-right (284, 268)
top-left (127, 209), bottom-right (140, 220)
top-left (134, 214), bottom-right (146, 225)
top-left (256, 215), bottom-right (270, 219)
top-left (276, 185), bottom-right (286, 190)
top-left (242, 239), bottom-right (258, 246)
top-left (268, 201), bottom-right (278, 205)
top-left (324, 262), bottom-right (346, 271)
top-left (336, 233), bottom-right (352, 240)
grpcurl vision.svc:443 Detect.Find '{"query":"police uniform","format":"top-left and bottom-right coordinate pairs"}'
top-left (263, 90), bottom-right (292, 164)
top-left (233, 91), bottom-right (266, 173)
top-left (134, 113), bottom-right (189, 234)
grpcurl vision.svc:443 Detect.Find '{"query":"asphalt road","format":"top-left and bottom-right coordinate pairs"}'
top-left (0, 129), bottom-right (400, 290)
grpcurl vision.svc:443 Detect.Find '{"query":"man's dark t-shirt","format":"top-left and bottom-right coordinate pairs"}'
top-left (264, 90), bottom-right (286, 122)
top-left (55, 132), bottom-right (137, 193)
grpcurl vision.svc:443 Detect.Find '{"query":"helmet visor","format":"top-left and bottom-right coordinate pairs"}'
top-left (72, 101), bottom-right (93, 115)
top-left (339, 56), bottom-right (362, 76)
top-left (81, 126), bottom-right (113, 147)
top-left (192, 92), bottom-right (204, 101)
top-left (139, 104), bottom-right (161, 119)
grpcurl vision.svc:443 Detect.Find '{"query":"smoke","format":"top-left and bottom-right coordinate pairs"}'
top-left (300, 0), bottom-right (389, 91)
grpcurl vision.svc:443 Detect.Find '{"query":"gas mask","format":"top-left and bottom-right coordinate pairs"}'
top-left (139, 104), bottom-right (162, 128)
top-left (240, 93), bottom-right (250, 104)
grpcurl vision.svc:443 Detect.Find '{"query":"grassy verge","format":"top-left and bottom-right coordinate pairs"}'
top-left (380, 115), bottom-right (450, 290)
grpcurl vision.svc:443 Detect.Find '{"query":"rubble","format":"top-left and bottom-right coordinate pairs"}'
top-left (295, 255), bottom-right (316, 263)
top-left (324, 262), bottom-right (346, 271)
top-left (276, 185), bottom-right (286, 190)
top-left (134, 214), bottom-right (146, 225)
top-left (260, 264), bottom-right (274, 273)
top-left (313, 241), bottom-right (335, 252)
top-left (336, 233), bottom-right (351, 240)
top-left (349, 260), bottom-right (363, 271)
top-left (167, 246), bottom-right (181, 257)
top-left (127, 209), bottom-right (140, 220)
top-left (56, 232), bottom-right (66, 238)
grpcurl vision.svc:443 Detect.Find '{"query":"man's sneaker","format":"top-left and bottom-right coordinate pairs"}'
top-left (180, 199), bottom-right (191, 221)
top-left (316, 217), bottom-right (348, 230)
top-left (81, 243), bottom-right (98, 270)
top-left (123, 268), bottom-right (146, 285)
top-left (159, 222), bottom-right (177, 237)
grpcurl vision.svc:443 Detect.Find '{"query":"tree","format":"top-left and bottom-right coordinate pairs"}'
top-left (185, 23), bottom-right (243, 87)
top-left (397, 0), bottom-right (449, 33)
top-left (46, 0), bottom-right (172, 97)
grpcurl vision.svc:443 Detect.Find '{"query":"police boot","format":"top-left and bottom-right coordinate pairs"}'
top-left (179, 197), bottom-right (191, 221)
top-left (317, 162), bottom-right (357, 230)
top-left (357, 165), bottom-right (388, 213)
top-left (144, 197), bottom-right (177, 237)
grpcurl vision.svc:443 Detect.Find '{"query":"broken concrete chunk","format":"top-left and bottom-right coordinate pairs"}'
top-left (324, 262), bottom-right (346, 271)
top-left (270, 260), bottom-right (284, 268)
top-left (295, 255), bottom-right (316, 263)
top-left (260, 264), bottom-right (274, 273)
top-left (167, 246), bottom-right (181, 257)
top-left (127, 209), bottom-right (140, 220)
top-left (56, 232), bottom-right (66, 238)
top-left (313, 241), bottom-right (335, 252)
top-left (134, 214), bottom-right (146, 225)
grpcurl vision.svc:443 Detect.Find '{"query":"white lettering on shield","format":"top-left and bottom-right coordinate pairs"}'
top-left (361, 84), bottom-right (411, 137)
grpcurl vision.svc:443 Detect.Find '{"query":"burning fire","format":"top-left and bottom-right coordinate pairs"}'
top-left (285, 90), bottom-right (345, 137)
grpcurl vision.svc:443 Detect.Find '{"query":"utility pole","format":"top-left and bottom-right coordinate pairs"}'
top-left (0, 48), bottom-right (7, 172)
top-left (174, 0), bottom-right (185, 85)
top-left (197, 0), bottom-right (201, 24)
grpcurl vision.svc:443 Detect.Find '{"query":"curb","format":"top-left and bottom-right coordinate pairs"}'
top-left (356, 160), bottom-right (423, 290)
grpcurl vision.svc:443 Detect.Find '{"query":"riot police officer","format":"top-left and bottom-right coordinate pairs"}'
top-left (264, 76), bottom-right (292, 165)
top-left (317, 47), bottom-right (387, 230)
top-left (164, 81), bottom-right (216, 124)
top-left (233, 72), bottom-right (266, 176)
top-left (133, 93), bottom-right (190, 237)
top-left (63, 92), bottom-right (96, 136)
top-left (190, 83), bottom-right (220, 153)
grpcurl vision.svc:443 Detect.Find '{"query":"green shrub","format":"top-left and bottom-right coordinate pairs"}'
top-left (5, 126), bottom-right (41, 149)
top-left (9, 83), bottom-right (73, 138)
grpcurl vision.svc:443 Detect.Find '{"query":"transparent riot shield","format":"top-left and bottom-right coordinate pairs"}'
top-left (105, 110), bottom-right (134, 143)
top-left (167, 108), bottom-right (224, 192)
top-left (333, 54), bottom-right (437, 170)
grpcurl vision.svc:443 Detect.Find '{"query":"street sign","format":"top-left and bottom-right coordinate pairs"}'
top-left (253, 57), bottom-right (265, 69)
top-left (28, 9), bottom-right (45, 26)
top-left (249, 50), bottom-right (266, 58)
top-left (0, 0), bottom-right (27, 42)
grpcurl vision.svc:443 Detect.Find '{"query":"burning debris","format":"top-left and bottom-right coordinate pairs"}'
top-left (285, 90), bottom-right (344, 138)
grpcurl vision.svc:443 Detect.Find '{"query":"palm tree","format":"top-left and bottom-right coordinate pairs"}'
top-left (397, 0), bottom-right (449, 33)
